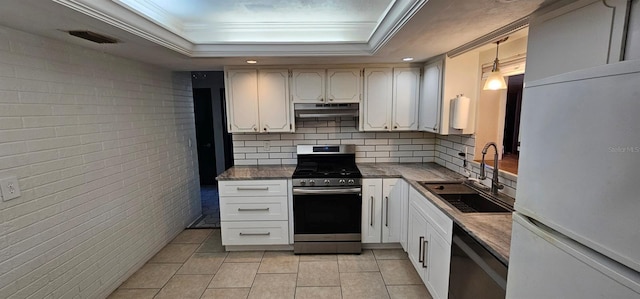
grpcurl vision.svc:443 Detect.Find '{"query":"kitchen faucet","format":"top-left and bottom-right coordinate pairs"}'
top-left (479, 142), bottom-right (504, 195)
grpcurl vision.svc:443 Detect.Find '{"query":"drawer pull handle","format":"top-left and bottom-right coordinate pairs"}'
top-left (385, 196), bottom-right (389, 227)
top-left (370, 196), bottom-right (374, 227)
top-left (239, 232), bottom-right (271, 236)
top-left (422, 239), bottom-right (429, 268)
top-left (418, 236), bottom-right (425, 263)
top-left (236, 186), bottom-right (269, 191)
top-left (237, 208), bottom-right (270, 212)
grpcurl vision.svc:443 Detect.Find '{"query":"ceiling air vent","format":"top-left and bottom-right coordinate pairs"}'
top-left (68, 31), bottom-right (118, 44)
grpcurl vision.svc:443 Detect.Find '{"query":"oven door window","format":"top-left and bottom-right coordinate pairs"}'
top-left (294, 194), bottom-right (361, 234)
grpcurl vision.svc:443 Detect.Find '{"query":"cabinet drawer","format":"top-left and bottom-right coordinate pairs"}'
top-left (410, 187), bottom-right (453, 240)
top-left (220, 196), bottom-right (288, 221)
top-left (221, 221), bottom-right (289, 245)
top-left (219, 180), bottom-right (288, 197)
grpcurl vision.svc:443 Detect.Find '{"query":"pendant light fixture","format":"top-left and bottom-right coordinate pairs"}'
top-left (483, 37), bottom-right (509, 90)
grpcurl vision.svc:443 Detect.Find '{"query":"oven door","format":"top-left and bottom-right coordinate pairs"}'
top-left (293, 187), bottom-right (362, 237)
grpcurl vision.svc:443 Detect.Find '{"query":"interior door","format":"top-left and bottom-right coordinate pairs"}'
top-left (193, 88), bottom-right (217, 185)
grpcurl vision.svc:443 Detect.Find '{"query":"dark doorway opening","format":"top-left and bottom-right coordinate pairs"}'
top-left (500, 74), bottom-right (524, 175)
top-left (193, 88), bottom-right (217, 185)
top-left (190, 71), bottom-right (233, 228)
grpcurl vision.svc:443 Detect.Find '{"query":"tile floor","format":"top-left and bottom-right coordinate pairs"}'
top-left (108, 229), bottom-right (433, 299)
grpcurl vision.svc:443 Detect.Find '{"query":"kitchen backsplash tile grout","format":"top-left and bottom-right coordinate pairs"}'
top-left (232, 118), bottom-right (436, 165)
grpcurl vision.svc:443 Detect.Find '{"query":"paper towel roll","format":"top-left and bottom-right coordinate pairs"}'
top-left (451, 95), bottom-right (470, 129)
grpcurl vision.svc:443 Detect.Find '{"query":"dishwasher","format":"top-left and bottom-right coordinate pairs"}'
top-left (448, 224), bottom-right (508, 299)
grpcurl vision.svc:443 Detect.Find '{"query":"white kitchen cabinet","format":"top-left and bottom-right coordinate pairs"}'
top-left (258, 69), bottom-right (292, 132)
top-left (226, 69), bottom-right (259, 132)
top-left (362, 178), bottom-right (383, 243)
top-left (361, 67), bottom-right (420, 131)
top-left (419, 60), bottom-right (443, 133)
top-left (392, 68), bottom-right (420, 130)
top-left (291, 69), bottom-right (325, 103)
top-left (419, 52), bottom-right (479, 135)
top-left (219, 180), bottom-right (290, 246)
top-left (225, 69), bottom-right (293, 133)
top-left (408, 186), bottom-right (453, 299)
top-left (382, 179), bottom-right (406, 243)
top-left (362, 178), bottom-right (407, 244)
top-left (525, 0), bottom-right (630, 82)
top-left (291, 68), bottom-right (361, 104)
top-left (326, 68), bottom-right (361, 103)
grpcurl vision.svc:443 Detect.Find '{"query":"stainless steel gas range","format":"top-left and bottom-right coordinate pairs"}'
top-left (292, 145), bottom-right (362, 254)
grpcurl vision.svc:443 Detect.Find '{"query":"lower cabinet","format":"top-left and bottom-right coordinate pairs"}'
top-left (362, 178), bottom-right (408, 244)
top-left (219, 180), bottom-right (290, 246)
top-left (408, 186), bottom-right (453, 299)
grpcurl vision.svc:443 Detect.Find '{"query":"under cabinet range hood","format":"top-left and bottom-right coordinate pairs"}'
top-left (294, 103), bottom-right (359, 119)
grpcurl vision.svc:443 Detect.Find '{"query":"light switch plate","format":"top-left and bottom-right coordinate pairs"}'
top-left (0, 176), bottom-right (21, 201)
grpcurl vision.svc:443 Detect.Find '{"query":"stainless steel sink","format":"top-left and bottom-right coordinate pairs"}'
top-left (418, 181), bottom-right (513, 214)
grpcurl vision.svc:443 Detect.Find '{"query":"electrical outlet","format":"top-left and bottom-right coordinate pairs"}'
top-left (264, 141), bottom-right (270, 151)
top-left (0, 176), bottom-right (21, 201)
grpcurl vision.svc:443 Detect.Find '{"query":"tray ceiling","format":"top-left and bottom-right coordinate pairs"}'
top-left (54, 0), bottom-right (426, 56)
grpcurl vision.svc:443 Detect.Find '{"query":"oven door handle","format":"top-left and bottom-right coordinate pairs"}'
top-left (292, 187), bottom-right (362, 195)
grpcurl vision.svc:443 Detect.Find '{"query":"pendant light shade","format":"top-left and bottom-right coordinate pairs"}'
top-left (484, 71), bottom-right (507, 90)
top-left (483, 38), bottom-right (508, 91)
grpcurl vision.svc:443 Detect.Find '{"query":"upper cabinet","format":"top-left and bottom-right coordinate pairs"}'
top-left (291, 68), bottom-right (361, 104)
top-left (225, 69), bottom-right (293, 133)
top-left (419, 52), bottom-right (480, 135)
top-left (361, 67), bottom-right (420, 131)
top-left (525, 0), bottom-right (630, 82)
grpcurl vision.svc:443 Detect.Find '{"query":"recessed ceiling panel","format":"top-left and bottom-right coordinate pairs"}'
top-left (115, 0), bottom-right (394, 43)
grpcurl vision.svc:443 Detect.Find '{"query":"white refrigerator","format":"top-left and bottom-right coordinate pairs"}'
top-left (506, 60), bottom-right (640, 298)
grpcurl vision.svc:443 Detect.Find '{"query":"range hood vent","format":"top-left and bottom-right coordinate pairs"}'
top-left (294, 103), bottom-right (359, 119)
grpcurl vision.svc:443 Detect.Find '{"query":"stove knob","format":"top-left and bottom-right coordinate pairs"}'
top-left (324, 179), bottom-right (331, 185)
top-left (339, 179), bottom-right (346, 185)
top-left (309, 180), bottom-right (315, 186)
top-left (348, 179), bottom-right (355, 185)
top-left (300, 180), bottom-right (306, 186)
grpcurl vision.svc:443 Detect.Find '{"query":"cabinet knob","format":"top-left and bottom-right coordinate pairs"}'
top-left (320, 98), bottom-right (324, 102)
top-left (253, 127), bottom-right (257, 131)
top-left (329, 98), bottom-right (334, 101)
top-left (263, 128), bottom-right (267, 131)
top-left (394, 126), bottom-right (398, 129)
top-left (384, 126), bottom-right (388, 129)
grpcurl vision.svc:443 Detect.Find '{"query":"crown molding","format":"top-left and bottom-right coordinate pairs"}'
top-left (52, 0), bottom-right (425, 57)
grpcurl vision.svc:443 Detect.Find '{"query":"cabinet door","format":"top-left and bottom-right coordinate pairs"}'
top-left (397, 180), bottom-right (410, 250)
top-left (419, 60), bottom-right (443, 133)
top-left (408, 199), bottom-right (429, 283)
top-left (382, 179), bottom-right (401, 243)
top-left (326, 69), bottom-right (361, 103)
top-left (362, 178), bottom-right (383, 243)
top-left (525, 0), bottom-right (630, 82)
top-left (291, 69), bottom-right (325, 103)
top-left (258, 69), bottom-right (292, 133)
top-left (362, 68), bottom-right (393, 131)
top-left (425, 222), bottom-right (452, 299)
top-left (226, 69), bottom-right (259, 133)
top-left (392, 67), bottom-right (420, 131)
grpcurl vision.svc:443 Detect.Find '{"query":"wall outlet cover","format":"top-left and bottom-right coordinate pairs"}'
top-left (0, 176), bottom-right (21, 201)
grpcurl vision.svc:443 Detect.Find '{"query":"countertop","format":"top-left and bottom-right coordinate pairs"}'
top-left (216, 162), bottom-right (513, 264)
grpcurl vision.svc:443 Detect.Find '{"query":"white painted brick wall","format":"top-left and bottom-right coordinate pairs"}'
top-left (0, 26), bottom-right (201, 298)
top-left (232, 118), bottom-right (437, 165)
top-left (435, 134), bottom-right (518, 196)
